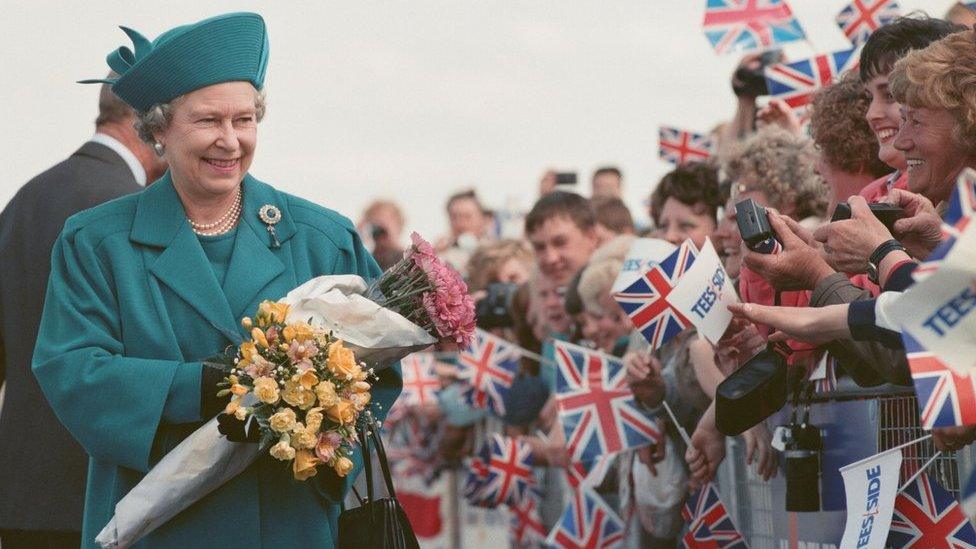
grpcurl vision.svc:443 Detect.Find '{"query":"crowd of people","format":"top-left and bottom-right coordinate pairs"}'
top-left (3, 4), bottom-right (976, 549)
top-left (359, 10), bottom-right (976, 547)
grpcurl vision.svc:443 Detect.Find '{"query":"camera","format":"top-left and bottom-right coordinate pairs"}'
top-left (830, 202), bottom-right (905, 232)
top-left (555, 172), bottom-right (578, 186)
top-left (715, 344), bottom-right (788, 436)
top-left (732, 49), bottom-right (781, 97)
top-left (475, 282), bottom-right (519, 329)
top-left (735, 198), bottom-right (781, 254)
top-left (782, 422), bottom-right (822, 512)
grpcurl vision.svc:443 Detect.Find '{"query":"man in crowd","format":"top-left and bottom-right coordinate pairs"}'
top-left (437, 189), bottom-right (490, 275)
top-left (524, 190), bottom-right (598, 289)
top-left (358, 199), bottom-right (406, 270)
top-left (591, 166), bottom-right (623, 199)
top-left (0, 81), bottom-right (165, 548)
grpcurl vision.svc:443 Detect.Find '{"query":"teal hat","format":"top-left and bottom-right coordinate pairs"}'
top-left (81, 12), bottom-right (269, 112)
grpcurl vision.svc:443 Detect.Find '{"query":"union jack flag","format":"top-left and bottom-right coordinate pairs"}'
top-left (457, 329), bottom-right (520, 416)
top-left (613, 239), bottom-right (697, 350)
top-left (509, 489), bottom-right (546, 545)
top-left (565, 456), bottom-right (614, 490)
top-left (682, 483), bottom-right (748, 548)
top-left (385, 414), bottom-right (442, 481)
top-left (764, 48), bottom-right (859, 108)
top-left (888, 473), bottom-right (976, 548)
top-left (659, 126), bottom-right (715, 165)
top-left (479, 434), bottom-right (536, 507)
top-left (546, 488), bottom-right (625, 549)
top-left (702, 0), bottom-right (806, 55)
top-left (835, 0), bottom-right (901, 47)
top-left (553, 340), bottom-right (662, 463)
top-left (463, 441), bottom-right (493, 506)
top-left (904, 331), bottom-right (976, 429)
top-left (916, 168), bottom-right (976, 280)
top-left (399, 352), bottom-right (441, 408)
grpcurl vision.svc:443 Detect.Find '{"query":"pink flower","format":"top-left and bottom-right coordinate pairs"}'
top-left (244, 355), bottom-right (275, 378)
top-left (287, 340), bottom-right (319, 368)
top-left (420, 262), bottom-right (475, 347)
top-left (315, 431), bottom-right (343, 462)
top-left (408, 232), bottom-right (439, 274)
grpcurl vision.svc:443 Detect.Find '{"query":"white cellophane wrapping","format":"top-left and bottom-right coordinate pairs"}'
top-left (95, 275), bottom-right (435, 548)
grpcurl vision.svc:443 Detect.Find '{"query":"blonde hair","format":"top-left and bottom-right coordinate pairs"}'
top-left (466, 239), bottom-right (533, 292)
top-left (724, 127), bottom-right (827, 220)
top-left (889, 29), bottom-right (976, 154)
top-left (578, 259), bottom-right (622, 314)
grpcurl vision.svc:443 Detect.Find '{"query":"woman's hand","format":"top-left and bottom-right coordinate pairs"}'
top-left (716, 317), bottom-right (766, 375)
top-left (624, 351), bottom-right (665, 409)
top-left (743, 212), bottom-right (835, 291)
top-left (741, 423), bottom-right (778, 481)
top-left (932, 425), bottom-right (976, 452)
top-left (727, 302), bottom-right (850, 345)
top-left (885, 188), bottom-right (944, 259)
top-left (814, 196), bottom-right (895, 273)
top-left (757, 99), bottom-right (803, 135)
top-left (686, 404), bottom-right (725, 490)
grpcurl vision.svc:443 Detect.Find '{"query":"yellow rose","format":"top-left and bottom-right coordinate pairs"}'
top-left (283, 322), bottom-right (314, 343)
top-left (230, 383), bottom-right (249, 396)
top-left (224, 398), bottom-right (240, 415)
top-left (241, 316), bottom-right (253, 330)
top-left (333, 456), bottom-right (354, 477)
top-left (327, 400), bottom-right (356, 425)
top-left (282, 380), bottom-right (316, 410)
top-left (270, 439), bottom-right (296, 461)
top-left (269, 408), bottom-right (297, 433)
top-left (327, 341), bottom-right (359, 379)
top-left (251, 327), bottom-right (270, 348)
top-left (292, 429), bottom-right (318, 450)
top-left (315, 381), bottom-right (339, 408)
top-left (293, 450), bottom-right (320, 481)
top-left (234, 407), bottom-right (248, 421)
top-left (349, 392), bottom-right (371, 411)
top-left (305, 408), bottom-right (324, 433)
top-left (298, 370), bottom-right (319, 390)
top-left (253, 377), bottom-right (280, 404)
top-left (351, 381), bottom-right (371, 393)
top-left (257, 301), bottom-right (291, 326)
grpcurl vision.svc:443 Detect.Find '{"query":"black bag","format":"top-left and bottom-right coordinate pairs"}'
top-left (337, 426), bottom-right (420, 549)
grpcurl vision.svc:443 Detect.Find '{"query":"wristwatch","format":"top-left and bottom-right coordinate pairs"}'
top-left (867, 239), bottom-right (906, 285)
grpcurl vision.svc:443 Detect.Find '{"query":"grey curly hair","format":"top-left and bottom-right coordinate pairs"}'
top-left (135, 89), bottom-right (267, 151)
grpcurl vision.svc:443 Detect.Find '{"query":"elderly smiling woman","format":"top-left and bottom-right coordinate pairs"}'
top-left (31, 12), bottom-right (401, 549)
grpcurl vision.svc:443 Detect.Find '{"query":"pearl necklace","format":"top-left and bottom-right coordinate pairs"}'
top-left (189, 187), bottom-right (243, 236)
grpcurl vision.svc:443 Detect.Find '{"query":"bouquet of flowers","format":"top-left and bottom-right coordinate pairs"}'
top-left (96, 233), bottom-right (474, 548)
top-left (218, 302), bottom-right (375, 481)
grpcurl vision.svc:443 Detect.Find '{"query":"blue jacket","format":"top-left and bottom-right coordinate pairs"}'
top-left (33, 172), bottom-right (402, 548)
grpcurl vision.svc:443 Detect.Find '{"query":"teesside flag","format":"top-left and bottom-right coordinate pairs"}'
top-left (553, 340), bottom-right (662, 463)
top-left (702, 0), bottom-right (806, 55)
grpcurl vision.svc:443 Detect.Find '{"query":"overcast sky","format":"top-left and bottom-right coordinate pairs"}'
top-left (1, 0), bottom-right (954, 241)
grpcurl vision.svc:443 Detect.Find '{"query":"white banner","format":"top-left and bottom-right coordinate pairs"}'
top-left (612, 237), bottom-right (676, 293)
top-left (666, 238), bottom-right (739, 343)
top-left (887, 225), bottom-right (976, 376)
top-left (839, 448), bottom-right (902, 549)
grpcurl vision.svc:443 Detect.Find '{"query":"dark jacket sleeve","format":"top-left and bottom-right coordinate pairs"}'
top-left (809, 273), bottom-right (911, 387)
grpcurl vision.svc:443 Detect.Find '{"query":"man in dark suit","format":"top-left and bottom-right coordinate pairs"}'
top-left (0, 81), bottom-right (166, 549)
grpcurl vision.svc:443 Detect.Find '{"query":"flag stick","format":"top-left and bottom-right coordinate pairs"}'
top-left (899, 452), bottom-right (942, 493)
top-left (661, 399), bottom-right (692, 447)
top-left (842, 434), bottom-right (932, 470)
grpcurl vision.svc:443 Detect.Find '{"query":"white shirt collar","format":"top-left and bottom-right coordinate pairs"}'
top-left (91, 132), bottom-right (147, 186)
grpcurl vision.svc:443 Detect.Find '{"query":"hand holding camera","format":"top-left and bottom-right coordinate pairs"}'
top-left (813, 196), bottom-right (901, 274)
top-left (738, 199), bottom-right (834, 291)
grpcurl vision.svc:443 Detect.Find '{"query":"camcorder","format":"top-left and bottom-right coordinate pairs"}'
top-left (715, 343), bottom-right (788, 436)
top-left (474, 282), bottom-right (519, 330)
top-left (830, 202), bottom-right (905, 232)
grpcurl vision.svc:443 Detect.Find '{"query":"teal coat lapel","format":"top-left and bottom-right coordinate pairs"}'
top-left (130, 174), bottom-right (239, 341)
top-left (222, 175), bottom-right (297, 319)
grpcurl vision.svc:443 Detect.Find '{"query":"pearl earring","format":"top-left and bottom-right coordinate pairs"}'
top-left (153, 142), bottom-right (165, 156)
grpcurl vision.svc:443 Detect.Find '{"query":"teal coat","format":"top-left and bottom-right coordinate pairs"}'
top-left (32, 173), bottom-right (402, 548)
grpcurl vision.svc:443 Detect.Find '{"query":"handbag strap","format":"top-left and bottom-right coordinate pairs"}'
top-left (368, 427), bottom-right (399, 499)
top-left (357, 425), bottom-right (377, 503)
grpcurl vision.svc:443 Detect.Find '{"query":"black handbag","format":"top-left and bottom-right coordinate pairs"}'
top-left (337, 426), bottom-right (420, 549)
